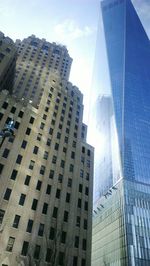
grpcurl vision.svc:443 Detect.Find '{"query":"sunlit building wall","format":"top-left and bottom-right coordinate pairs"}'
top-left (91, 0), bottom-right (150, 265)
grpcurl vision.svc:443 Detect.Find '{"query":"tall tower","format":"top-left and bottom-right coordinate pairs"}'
top-left (0, 35), bottom-right (94, 266)
top-left (92, 0), bottom-right (150, 265)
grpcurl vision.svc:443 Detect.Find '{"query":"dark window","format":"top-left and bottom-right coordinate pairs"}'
top-left (47, 138), bottom-right (51, 146)
top-left (81, 259), bottom-right (86, 266)
top-left (73, 256), bottom-right (78, 266)
top-left (84, 219), bottom-right (88, 230)
top-left (72, 141), bottom-right (76, 148)
top-left (61, 231), bottom-right (66, 243)
top-left (29, 160), bottom-right (35, 170)
top-left (33, 146), bottom-right (39, 154)
top-left (80, 169), bottom-right (84, 178)
top-left (10, 169), bottom-right (18, 180)
top-left (43, 114), bottom-right (47, 120)
top-left (46, 184), bottom-right (51, 195)
top-left (52, 156), bottom-right (57, 164)
top-left (58, 174), bottom-right (63, 183)
top-left (61, 160), bottom-right (65, 168)
top-left (82, 147), bottom-right (85, 153)
top-left (82, 239), bottom-right (86, 250)
top-left (14, 121), bottom-right (20, 129)
top-left (43, 151), bottom-right (48, 160)
top-left (40, 122), bottom-right (45, 129)
top-left (59, 123), bottom-right (62, 129)
top-left (16, 154), bottom-right (22, 164)
top-left (2, 102), bottom-right (8, 109)
top-left (34, 245), bottom-right (40, 259)
top-left (10, 107), bottom-right (16, 114)
top-left (29, 116), bottom-right (35, 124)
top-left (74, 236), bottom-right (79, 248)
top-left (57, 132), bottom-right (61, 139)
top-left (87, 149), bottom-right (91, 156)
top-left (21, 140), bottom-right (27, 149)
top-left (36, 180), bottom-right (42, 191)
top-left (26, 219), bottom-right (33, 233)
top-left (85, 187), bottom-right (89, 195)
top-left (51, 119), bottom-right (55, 125)
top-left (40, 165), bottom-right (45, 175)
top-left (45, 248), bottom-right (52, 262)
top-left (69, 164), bottom-right (74, 172)
top-left (19, 194), bottom-right (26, 206)
top-left (49, 227), bottom-right (55, 240)
top-left (42, 203), bottom-right (48, 214)
top-left (12, 214), bottom-right (20, 228)
top-left (66, 193), bottom-right (70, 203)
top-left (79, 184), bottom-right (83, 193)
top-left (58, 252), bottom-right (64, 266)
top-left (76, 216), bottom-right (80, 227)
top-left (26, 127), bottom-right (31, 135)
top-left (21, 241), bottom-right (29, 256)
top-left (67, 178), bottom-right (72, 187)
top-left (0, 209), bottom-right (5, 224)
top-left (84, 201), bottom-right (88, 211)
top-left (56, 189), bottom-right (61, 199)
top-left (31, 199), bottom-right (38, 210)
top-left (0, 112), bottom-right (3, 120)
top-left (71, 151), bottom-right (75, 159)
top-left (6, 237), bottom-right (15, 252)
top-left (24, 175), bottom-right (31, 186)
top-left (0, 163), bottom-right (4, 174)
top-left (52, 207), bottom-right (58, 218)
top-left (18, 111), bottom-right (24, 118)
top-left (55, 143), bottom-right (59, 151)
top-left (4, 188), bottom-right (12, 200)
top-left (63, 147), bottom-right (67, 153)
top-left (78, 199), bottom-right (81, 208)
top-left (38, 223), bottom-right (44, 236)
top-left (64, 136), bottom-right (68, 143)
top-left (37, 133), bottom-right (42, 141)
top-left (49, 128), bottom-right (53, 135)
top-left (86, 173), bottom-right (89, 181)
top-left (49, 170), bottom-right (54, 179)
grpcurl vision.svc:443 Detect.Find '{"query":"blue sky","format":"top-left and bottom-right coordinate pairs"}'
top-left (0, 0), bottom-right (150, 122)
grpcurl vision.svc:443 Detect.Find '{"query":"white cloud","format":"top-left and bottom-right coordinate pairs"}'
top-left (54, 19), bottom-right (95, 43)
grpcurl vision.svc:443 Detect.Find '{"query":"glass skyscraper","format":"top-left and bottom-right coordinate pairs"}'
top-left (91, 0), bottom-right (150, 265)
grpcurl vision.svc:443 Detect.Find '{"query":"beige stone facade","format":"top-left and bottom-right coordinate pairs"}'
top-left (0, 36), bottom-right (93, 266)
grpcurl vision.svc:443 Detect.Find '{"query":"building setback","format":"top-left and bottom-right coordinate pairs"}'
top-left (92, 0), bottom-right (150, 265)
top-left (0, 35), bottom-right (94, 266)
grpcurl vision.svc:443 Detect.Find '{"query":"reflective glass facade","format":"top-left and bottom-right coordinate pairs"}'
top-left (91, 0), bottom-right (150, 265)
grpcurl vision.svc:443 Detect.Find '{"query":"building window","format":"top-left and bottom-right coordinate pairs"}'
top-left (6, 237), bottom-right (15, 252)
top-left (21, 140), bottom-right (27, 149)
top-left (26, 127), bottom-right (31, 135)
top-left (2, 102), bottom-right (8, 109)
top-left (52, 156), bottom-right (57, 164)
top-left (29, 116), bottom-right (35, 124)
top-left (43, 151), bottom-right (48, 160)
top-left (4, 188), bottom-right (12, 201)
top-left (19, 194), bottom-right (26, 206)
top-left (38, 223), bottom-right (44, 236)
top-left (79, 184), bottom-right (83, 193)
top-left (58, 252), bottom-right (64, 266)
top-left (78, 199), bottom-right (81, 208)
top-left (57, 132), bottom-right (61, 139)
top-left (18, 111), bottom-right (24, 118)
top-left (55, 143), bottom-right (59, 151)
top-left (37, 133), bottom-right (42, 141)
top-left (61, 231), bottom-right (66, 244)
top-left (0, 163), bottom-right (4, 174)
top-left (40, 122), bottom-right (45, 130)
top-left (84, 219), bottom-right (88, 230)
top-left (40, 165), bottom-right (45, 175)
top-left (63, 210), bottom-right (68, 222)
top-left (86, 173), bottom-right (89, 181)
top-left (56, 189), bottom-right (61, 199)
top-left (49, 170), bottom-right (54, 179)
top-left (16, 154), bottom-right (22, 164)
top-left (52, 207), bottom-right (58, 218)
top-left (31, 199), bottom-right (38, 211)
top-left (81, 259), bottom-right (86, 266)
top-left (26, 219), bottom-right (33, 233)
top-left (45, 248), bottom-right (52, 262)
top-left (29, 160), bottom-right (35, 170)
top-left (71, 151), bottom-right (75, 159)
top-left (82, 239), bottom-right (86, 250)
top-left (85, 187), bottom-right (89, 195)
top-left (2, 148), bottom-right (10, 158)
top-left (47, 138), bottom-right (51, 146)
top-left (46, 184), bottom-right (51, 195)
top-left (34, 245), bottom-right (40, 260)
top-left (10, 169), bottom-right (18, 180)
top-left (24, 175), bottom-right (31, 186)
top-left (80, 169), bottom-right (84, 178)
top-left (0, 209), bottom-right (5, 224)
top-left (36, 180), bottom-right (42, 191)
top-left (76, 216), bottom-right (80, 227)
top-left (61, 160), bottom-right (65, 168)
top-left (12, 215), bottom-right (20, 228)
top-left (14, 121), bottom-right (20, 129)
top-left (66, 193), bottom-right (70, 203)
top-left (73, 256), bottom-right (78, 266)
top-left (67, 178), bottom-right (72, 187)
top-left (33, 146), bottom-right (39, 154)
top-left (49, 128), bottom-right (53, 135)
top-left (74, 236), bottom-right (79, 248)
top-left (42, 203), bottom-right (48, 214)
top-left (84, 201), bottom-right (88, 211)
top-left (69, 164), bottom-right (74, 172)
top-left (49, 227), bottom-right (55, 240)
top-left (21, 241), bottom-right (29, 256)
